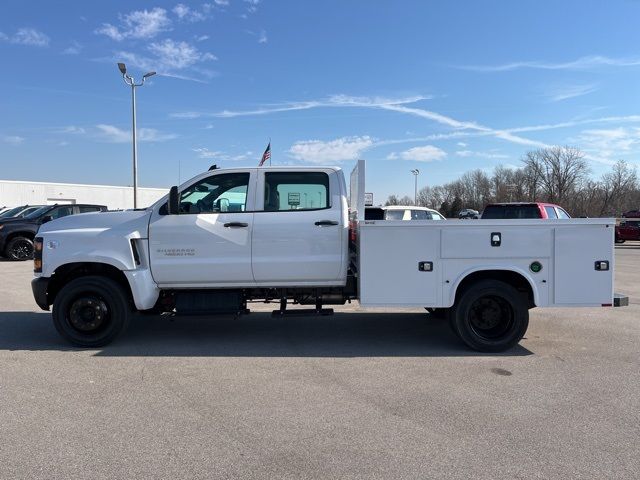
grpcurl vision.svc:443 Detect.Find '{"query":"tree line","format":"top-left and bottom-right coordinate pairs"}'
top-left (384, 146), bottom-right (639, 218)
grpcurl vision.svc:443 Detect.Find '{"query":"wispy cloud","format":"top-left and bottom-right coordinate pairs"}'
top-left (173, 3), bottom-right (207, 22)
top-left (572, 127), bottom-right (640, 162)
top-left (458, 55), bottom-right (640, 72)
top-left (116, 39), bottom-right (217, 79)
top-left (506, 115), bottom-right (640, 134)
top-left (96, 124), bottom-right (177, 143)
top-left (545, 84), bottom-right (598, 102)
top-left (2, 135), bottom-right (25, 145)
top-left (172, 94), bottom-right (547, 149)
top-left (59, 126), bottom-right (86, 134)
top-left (0, 28), bottom-right (50, 47)
top-left (96, 8), bottom-right (172, 41)
top-left (455, 150), bottom-right (509, 159)
top-left (244, 0), bottom-right (261, 14)
top-left (171, 95), bottom-right (432, 119)
top-left (288, 136), bottom-right (374, 164)
top-left (387, 145), bottom-right (446, 162)
top-left (258, 29), bottom-right (268, 44)
top-left (193, 147), bottom-right (254, 161)
top-left (62, 41), bottom-right (82, 55)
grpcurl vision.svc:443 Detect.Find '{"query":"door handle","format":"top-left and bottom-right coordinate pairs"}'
top-left (224, 222), bottom-right (249, 228)
top-left (315, 220), bottom-right (339, 226)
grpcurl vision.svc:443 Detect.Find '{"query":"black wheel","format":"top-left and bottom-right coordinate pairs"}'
top-left (449, 280), bottom-right (529, 352)
top-left (5, 236), bottom-right (34, 261)
top-left (615, 238), bottom-right (625, 244)
top-left (52, 276), bottom-right (131, 347)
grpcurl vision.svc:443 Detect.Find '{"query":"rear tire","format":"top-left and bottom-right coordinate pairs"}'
top-left (615, 238), bottom-right (625, 244)
top-left (52, 276), bottom-right (131, 347)
top-left (450, 280), bottom-right (529, 352)
top-left (5, 236), bottom-right (34, 261)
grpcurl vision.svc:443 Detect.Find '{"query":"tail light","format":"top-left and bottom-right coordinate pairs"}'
top-left (34, 237), bottom-right (43, 273)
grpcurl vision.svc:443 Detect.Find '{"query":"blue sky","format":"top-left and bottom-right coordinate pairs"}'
top-left (2, 0), bottom-right (640, 201)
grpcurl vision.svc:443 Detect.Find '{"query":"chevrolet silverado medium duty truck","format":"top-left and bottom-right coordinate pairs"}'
top-left (31, 161), bottom-right (626, 351)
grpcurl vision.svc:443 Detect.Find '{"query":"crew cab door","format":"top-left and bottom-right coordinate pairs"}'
top-left (251, 169), bottom-right (347, 284)
top-left (148, 170), bottom-right (256, 286)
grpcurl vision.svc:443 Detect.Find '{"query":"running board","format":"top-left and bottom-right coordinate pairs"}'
top-left (272, 308), bottom-right (334, 317)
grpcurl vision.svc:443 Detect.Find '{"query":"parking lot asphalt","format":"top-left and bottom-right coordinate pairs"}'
top-left (0, 248), bottom-right (639, 479)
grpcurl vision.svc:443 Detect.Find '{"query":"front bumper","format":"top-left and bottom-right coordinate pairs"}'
top-left (31, 277), bottom-right (50, 311)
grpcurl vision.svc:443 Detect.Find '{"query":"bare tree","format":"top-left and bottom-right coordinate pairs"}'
top-left (385, 195), bottom-right (400, 206)
top-left (599, 160), bottom-right (638, 216)
top-left (382, 147), bottom-right (638, 218)
top-left (522, 146), bottom-right (590, 204)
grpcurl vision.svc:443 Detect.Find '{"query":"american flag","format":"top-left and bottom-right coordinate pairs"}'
top-left (258, 141), bottom-right (271, 166)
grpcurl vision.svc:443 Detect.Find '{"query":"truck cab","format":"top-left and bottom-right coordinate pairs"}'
top-left (148, 167), bottom-right (349, 287)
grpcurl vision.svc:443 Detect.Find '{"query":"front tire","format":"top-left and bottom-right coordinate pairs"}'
top-left (450, 280), bottom-right (529, 352)
top-left (5, 236), bottom-right (34, 261)
top-left (52, 276), bottom-right (131, 347)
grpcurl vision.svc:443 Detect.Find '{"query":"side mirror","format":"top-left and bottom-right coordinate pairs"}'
top-left (41, 215), bottom-right (53, 224)
top-left (168, 186), bottom-right (180, 215)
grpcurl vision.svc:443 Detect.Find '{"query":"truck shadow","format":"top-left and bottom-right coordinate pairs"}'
top-left (0, 311), bottom-right (532, 357)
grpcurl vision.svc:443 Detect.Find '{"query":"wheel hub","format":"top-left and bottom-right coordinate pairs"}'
top-left (69, 297), bottom-right (108, 332)
top-left (12, 241), bottom-right (33, 259)
top-left (469, 296), bottom-right (513, 339)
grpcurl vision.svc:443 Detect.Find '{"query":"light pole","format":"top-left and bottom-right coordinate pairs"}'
top-left (410, 169), bottom-right (420, 205)
top-left (117, 63), bottom-right (156, 209)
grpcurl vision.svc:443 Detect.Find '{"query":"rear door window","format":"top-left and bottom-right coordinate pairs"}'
top-left (263, 172), bottom-right (329, 211)
top-left (411, 210), bottom-right (431, 220)
top-left (79, 206), bottom-right (101, 213)
top-left (544, 206), bottom-right (558, 218)
top-left (556, 207), bottom-right (571, 219)
top-left (49, 206), bottom-right (75, 219)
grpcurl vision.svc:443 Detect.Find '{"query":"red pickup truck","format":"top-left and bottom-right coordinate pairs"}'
top-left (615, 219), bottom-right (640, 243)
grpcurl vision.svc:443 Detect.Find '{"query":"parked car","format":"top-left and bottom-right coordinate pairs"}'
top-left (0, 204), bottom-right (44, 219)
top-left (459, 208), bottom-right (479, 219)
top-left (365, 205), bottom-right (446, 221)
top-left (0, 203), bottom-right (107, 260)
top-left (621, 210), bottom-right (640, 218)
top-left (615, 219), bottom-right (640, 244)
top-left (481, 202), bottom-right (571, 219)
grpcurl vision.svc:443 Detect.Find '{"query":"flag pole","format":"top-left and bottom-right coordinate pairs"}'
top-left (269, 137), bottom-right (272, 166)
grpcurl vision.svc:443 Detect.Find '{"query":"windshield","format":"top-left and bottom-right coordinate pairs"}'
top-left (24, 206), bottom-right (53, 219)
top-left (0, 206), bottom-right (25, 218)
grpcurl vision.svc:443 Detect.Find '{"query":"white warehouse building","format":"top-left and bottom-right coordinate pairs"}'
top-left (0, 179), bottom-right (168, 210)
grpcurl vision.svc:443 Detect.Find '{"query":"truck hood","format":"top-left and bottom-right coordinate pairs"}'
top-left (38, 209), bottom-right (151, 238)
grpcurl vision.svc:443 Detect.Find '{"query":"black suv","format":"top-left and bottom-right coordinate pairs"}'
top-left (0, 204), bottom-right (107, 260)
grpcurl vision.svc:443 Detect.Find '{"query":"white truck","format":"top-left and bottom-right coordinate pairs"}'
top-left (31, 161), bottom-right (626, 351)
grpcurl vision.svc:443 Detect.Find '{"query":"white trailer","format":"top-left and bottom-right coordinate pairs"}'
top-left (31, 161), bottom-right (626, 351)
